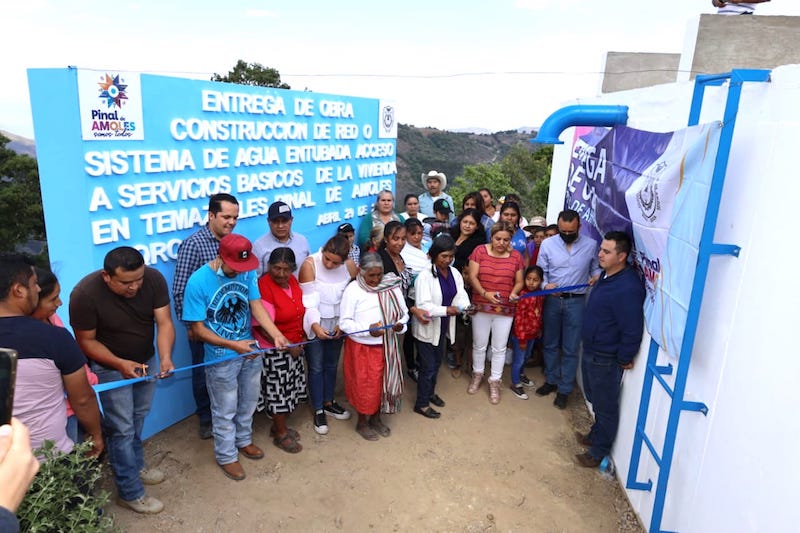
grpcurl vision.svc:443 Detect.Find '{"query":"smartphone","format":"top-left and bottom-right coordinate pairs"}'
top-left (0, 348), bottom-right (18, 425)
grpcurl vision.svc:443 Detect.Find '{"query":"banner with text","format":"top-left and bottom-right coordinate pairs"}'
top-left (28, 67), bottom-right (397, 435)
top-left (565, 123), bottom-right (721, 358)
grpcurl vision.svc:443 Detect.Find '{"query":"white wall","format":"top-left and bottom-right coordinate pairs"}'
top-left (546, 65), bottom-right (800, 532)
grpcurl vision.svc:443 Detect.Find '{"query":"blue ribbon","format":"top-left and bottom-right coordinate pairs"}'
top-left (92, 323), bottom-right (396, 393)
top-left (516, 283), bottom-right (591, 300)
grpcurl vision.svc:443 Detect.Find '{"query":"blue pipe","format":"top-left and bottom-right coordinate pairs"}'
top-left (530, 105), bottom-right (629, 144)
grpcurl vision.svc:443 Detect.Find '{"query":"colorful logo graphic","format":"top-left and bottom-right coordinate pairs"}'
top-left (98, 73), bottom-right (128, 109)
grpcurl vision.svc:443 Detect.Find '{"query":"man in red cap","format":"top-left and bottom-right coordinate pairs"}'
top-left (182, 234), bottom-right (289, 481)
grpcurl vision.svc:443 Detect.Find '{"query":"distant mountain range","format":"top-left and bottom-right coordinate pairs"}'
top-left (2, 124), bottom-right (537, 200)
top-left (0, 130), bottom-right (36, 158)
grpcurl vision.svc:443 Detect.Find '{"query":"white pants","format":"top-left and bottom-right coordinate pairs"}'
top-left (471, 312), bottom-right (514, 381)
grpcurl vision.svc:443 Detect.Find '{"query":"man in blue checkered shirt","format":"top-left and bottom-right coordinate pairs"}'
top-left (173, 193), bottom-right (240, 439)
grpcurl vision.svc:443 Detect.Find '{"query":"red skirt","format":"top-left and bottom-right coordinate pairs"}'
top-left (343, 338), bottom-right (384, 415)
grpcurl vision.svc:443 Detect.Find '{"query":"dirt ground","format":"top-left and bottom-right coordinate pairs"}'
top-left (102, 363), bottom-right (643, 533)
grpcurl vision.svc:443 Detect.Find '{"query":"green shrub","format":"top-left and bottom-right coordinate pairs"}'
top-left (16, 440), bottom-right (115, 532)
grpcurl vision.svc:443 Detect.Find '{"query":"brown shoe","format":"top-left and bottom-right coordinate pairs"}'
top-left (238, 443), bottom-right (264, 460)
top-left (467, 372), bottom-right (483, 394)
top-left (575, 431), bottom-right (592, 447)
top-left (219, 461), bottom-right (246, 481)
top-left (575, 452), bottom-right (602, 468)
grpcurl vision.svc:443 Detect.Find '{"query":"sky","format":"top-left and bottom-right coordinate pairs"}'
top-left (3, 0), bottom-right (799, 139)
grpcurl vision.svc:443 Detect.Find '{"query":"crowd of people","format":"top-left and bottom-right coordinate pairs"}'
top-left (0, 168), bottom-right (646, 524)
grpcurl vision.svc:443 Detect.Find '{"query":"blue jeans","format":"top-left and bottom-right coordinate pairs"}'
top-left (92, 360), bottom-right (156, 501)
top-left (305, 337), bottom-right (343, 411)
top-left (415, 336), bottom-right (443, 410)
top-left (510, 336), bottom-right (534, 385)
top-left (581, 350), bottom-right (624, 459)
top-left (205, 356), bottom-right (263, 465)
top-left (542, 295), bottom-right (585, 394)
top-left (189, 339), bottom-right (212, 425)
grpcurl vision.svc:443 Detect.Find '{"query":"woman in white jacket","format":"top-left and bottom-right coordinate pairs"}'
top-left (412, 235), bottom-right (473, 419)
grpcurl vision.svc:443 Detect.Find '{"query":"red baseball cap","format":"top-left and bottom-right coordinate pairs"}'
top-left (219, 234), bottom-right (259, 272)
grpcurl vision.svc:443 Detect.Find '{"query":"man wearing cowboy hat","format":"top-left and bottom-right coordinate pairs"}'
top-left (418, 170), bottom-right (455, 223)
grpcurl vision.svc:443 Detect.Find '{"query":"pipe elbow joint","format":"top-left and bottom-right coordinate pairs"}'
top-left (530, 105), bottom-right (629, 144)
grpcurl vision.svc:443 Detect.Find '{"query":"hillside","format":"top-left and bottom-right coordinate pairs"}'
top-left (0, 130), bottom-right (36, 158)
top-left (396, 124), bottom-right (537, 199)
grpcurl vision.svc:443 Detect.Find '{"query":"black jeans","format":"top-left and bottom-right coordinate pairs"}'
top-left (414, 335), bottom-right (444, 409)
top-left (581, 350), bottom-right (624, 459)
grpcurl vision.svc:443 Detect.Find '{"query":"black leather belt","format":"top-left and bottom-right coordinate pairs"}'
top-left (557, 293), bottom-right (585, 299)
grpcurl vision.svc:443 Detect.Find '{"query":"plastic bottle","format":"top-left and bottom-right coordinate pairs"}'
top-left (599, 456), bottom-right (616, 480)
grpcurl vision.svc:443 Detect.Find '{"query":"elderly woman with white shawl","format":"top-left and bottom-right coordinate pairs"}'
top-left (338, 252), bottom-right (408, 441)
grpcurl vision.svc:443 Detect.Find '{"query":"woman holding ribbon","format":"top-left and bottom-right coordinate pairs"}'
top-left (467, 221), bottom-right (524, 404)
top-left (412, 235), bottom-right (472, 418)
top-left (254, 247), bottom-right (308, 454)
top-left (338, 252), bottom-right (408, 441)
top-left (298, 235), bottom-right (356, 435)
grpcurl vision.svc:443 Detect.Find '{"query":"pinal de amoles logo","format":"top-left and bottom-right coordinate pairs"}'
top-left (90, 73), bottom-right (136, 137)
top-left (98, 73), bottom-right (128, 109)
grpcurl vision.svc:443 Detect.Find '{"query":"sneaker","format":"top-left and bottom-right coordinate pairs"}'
top-left (198, 421), bottom-right (213, 440)
top-left (509, 385), bottom-right (529, 400)
top-left (520, 374), bottom-right (536, 388)
top-left (554, 392), bottom-right (568, 409)
top-left (118, 495), bottom-right (164, 514)
top-left (323, 401), bottom-right (352, 420)
top-left (313, 410), bottom-right (329, 435)
top-left (467, 372), bottom-right (483, 395)
top-left (139, 468), bottom-right (165, 485)
top-left (408, 368), bottom-right (419, 383)
top-left (535, 382), bottom-right (558, 396)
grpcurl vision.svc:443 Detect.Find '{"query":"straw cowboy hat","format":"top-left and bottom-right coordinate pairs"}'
top-left (523, 216), bottom-right (548, 233)
top-left (421, 170), bottom-right (447, 190)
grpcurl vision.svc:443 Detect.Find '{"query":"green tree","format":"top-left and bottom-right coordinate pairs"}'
top-left (448, 163), bottom-right (512, 211)
top-left (529, 145), bottom-right (554, 217)
top-left (0, 133), bottom-right (46, 260)
top-left (448, 144), bottom-right (553, 219)
top-left (211, 60), bottom-right (291, 89)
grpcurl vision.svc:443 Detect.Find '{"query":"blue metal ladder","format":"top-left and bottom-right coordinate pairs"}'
top-left (625, 69), bottom-right (771, 533)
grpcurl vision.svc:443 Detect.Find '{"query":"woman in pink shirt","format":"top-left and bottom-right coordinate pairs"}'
top-left (467, 222), bottom-right (524, 404)
top-left (31, 268), bottom-right (98, 444)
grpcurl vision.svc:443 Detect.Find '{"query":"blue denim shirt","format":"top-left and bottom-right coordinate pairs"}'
top-left (536, 234), bottom-right (600, 292)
